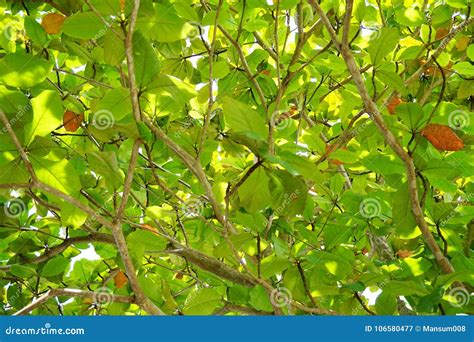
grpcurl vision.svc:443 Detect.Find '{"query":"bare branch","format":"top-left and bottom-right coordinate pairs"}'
top-left (342, 0), bottom-right (354, 46)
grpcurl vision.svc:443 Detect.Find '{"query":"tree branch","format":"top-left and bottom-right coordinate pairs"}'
top-left (405, 16), bottom-right (473, 85)
top-left (120, 0), bottom-right (164, 316)
top-left (14, 288), bottom-right (134, 316)
top-left (308, 0), bottom-right (456, 276)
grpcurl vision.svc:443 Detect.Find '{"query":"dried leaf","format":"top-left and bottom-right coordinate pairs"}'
top-left (420, 124), bottom-right (464, 151)
top-left (114, 271), bottom-right (128, 289)
top-left (41, 13), bottom-right (66, 34)
top-left (396, 250), bottom-right (412, 258)
top-left (386, 96), bottom-right (403, 115)
top-left (63, 110), bottom-right (84, 132)
top-left (325, 144), bottom-right (346, 165)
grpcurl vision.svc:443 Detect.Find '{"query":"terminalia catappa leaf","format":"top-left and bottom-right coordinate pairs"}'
top-left (41, 13), bottom-right (66, 34)
top-left (63, 110), bottom-right (84, 132)
top-left (420, 124), bottom-right (464, 151)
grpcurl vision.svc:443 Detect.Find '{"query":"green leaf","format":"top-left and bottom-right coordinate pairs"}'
top-left (221, 96), bottom-right (267, 140)
top-left (62, 12), bottom-right (105, 40)
top-left (10, 265), bottom-right (36, 278)
top-left (392, 183), bottom-right (418, 238)
top-left (249, 285), bottom-right (273, 312)
top-left (137, 4), bottom-right (194, 43)
top-left (377, 70), bottom-right (408, 95)
top-left (396, 103), bottom-right (427, 130)
top-left (453, 62), bottom-right (474, 77)
top-left (104, 30), bottom-right (125, 65)
top-left (306, 249), bottom-right (354, 279)
top-left (42, 256), bottom-right (70, 276)
top-left (0, 54), bottom-right (53, 88)
top-left (133, 32), bottom-right (160, 87)
top-left (127, 229), bottom-right (167, 253)
top-left (93, 87), bottom-right (132, 121)
top-left (237, 168), bottom-right (271, 212)
top-left (31, 157), bottom-right (81, 195)
top-left (183, 288), bottom-right (221, 315)
top-left (25, 90), bottom-right (63, 145)
top-left (395, 7), bottom-right (424, 26)
top-left (24, 17), bottom-right (48, 46)
top-left (383, 280), bottom-right (429, 296)
top-left (86, 151), bottom-right (125, 190)
top-left (436, 271), bottom-right (474, 287)
top-left (375, 290), bottom-right (397, 315)
top-left (368, 28), bottom-right (399, 65)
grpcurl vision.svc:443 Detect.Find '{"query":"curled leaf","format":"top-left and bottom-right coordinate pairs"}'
top-left (420, 124), bottom-right (464, 151)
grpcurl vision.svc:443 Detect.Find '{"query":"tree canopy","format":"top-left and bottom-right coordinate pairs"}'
top-left (0, 0), bottom-right (473, 316)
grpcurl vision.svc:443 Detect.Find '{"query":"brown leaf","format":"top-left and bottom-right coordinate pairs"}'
top-left (63, 110), bottom-right (84, 132)
top-left (325, 144), bottom-right (347, 165)
top-left (386, 96), bottom-right (403, 115)
top-left (420, 124), bottom-right (464, 151)
top-left (41, 13), bottom-right (66, 35)
top-left (114, 271), bottom-right (128, 289)
top-left (435, 27), bottom-right (449, 41)
top-left (396, 250), bottom-right (412, 259)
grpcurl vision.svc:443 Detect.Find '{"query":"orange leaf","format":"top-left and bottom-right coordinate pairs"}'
top-left (140, 224), bottom-right (159, 235)
top-left (120, 0), bottom-right (126, 11)
top-left (63, 110), bottom-right (84, 132)
top-left (435, 27), bottom-right (449, 41)
top-left (114, 271), bottom-right (128, 289)
top-left (41, 13), bottom-right (66, 34)
top-left (325, 144), bottom-right (347, 165)
top-left (420, 124), bottom-right (464, 151)
top-left (396, 250), bottom-right (412, 258)
top-left (386, 96), bottom-right (403, 115)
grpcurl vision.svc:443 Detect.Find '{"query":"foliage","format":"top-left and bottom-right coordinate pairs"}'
top-left (0, 0), bottom-right (473, 316)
